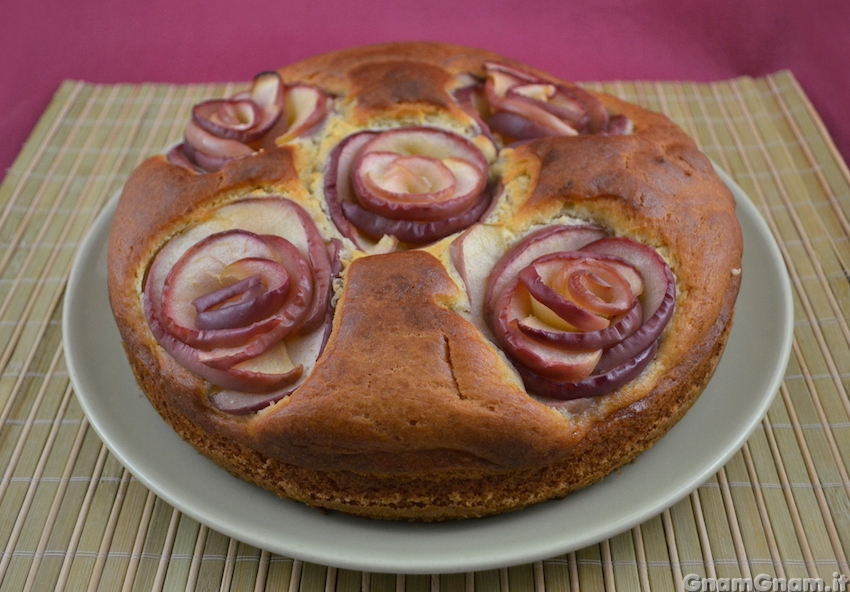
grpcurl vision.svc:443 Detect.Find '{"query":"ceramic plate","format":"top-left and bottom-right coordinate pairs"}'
top-left (63, 169), bottom-right (792, 574)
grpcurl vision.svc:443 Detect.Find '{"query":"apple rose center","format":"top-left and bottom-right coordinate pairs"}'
top-left (485, 225), bottom-right (676, 401)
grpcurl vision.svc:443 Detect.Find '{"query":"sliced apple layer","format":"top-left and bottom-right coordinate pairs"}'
top-left (457, 224), bottom-right (675, 400)
top-left (324, 126), bottom-right (492, 247)
top-left (167, 71), bottom-right (329, 173)
top-left (453, 62), bottom-right (632, 144)
top-left (143, 197), bottom-right (336, 412)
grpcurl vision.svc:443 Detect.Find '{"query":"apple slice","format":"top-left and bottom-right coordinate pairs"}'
top-left (160, 230), bottom-right (285, 342)
top-left (204, 320), bottom-right (328, 413)
top-left (516, 301), bottom-right (643, 351)
top-left (159, 229), bottom-right (313, 350)
top-left (581, 237), bottom-right (675, 324)
top-left (450, 223), bottom-right (508, 321)
top-left (520, 340), bottom-right (659, 401)
top-left (357, 127), bottom-right (488, 173)
top-left (324, 131), bottom-right (377, 248)
top-left (521, 272), bottom-right (610, 333)
top-left (483, 61), bottom-right (538, 103)
top-left (486, 112), bottom-right (574, 142)
top-left (326, 127), bottom-right (491, 245)
top-left (275, 82), bottom-right (330, 143)
top-left (209, 198), bottom-right (334, 331)
top-left (585, 239), bottom-right (676, 374)
top-left (166, 144), bottom-right (204, 173)
top-left (145, 298), bottom-right (298, 393)
top-left (569, 84), bottom-right (610, 134)
top-left (193, 267), bottom-right (289, 331)
top-left (491, 279), bottom-right (602, 381)
top-left (482, 226), bottom-right (675, 400)
top-left (248, 71), bottom-right (286, 118)
top-left (208, 390), bottom-right (292, 415)
top-left (506, 82), bottom-right (611, 134)
top-left (192, 71), bottom-right (284, 141)
top-left (483, 63), bottom-right (578, 139)
top-left (605, 114), bottom-right (633, 135)
top-left (354, 152), bottom-right (453, 217)
top-left (482, 61), bottom-right (613, 139)
top-left (173, 71), bottom-right (330, 172)
top-left (484, 224), bottom-right (609, 316)
top-left (339, 190), bottom-right (490, 244)
top-left (181, 71), bottom-right (285, 171)
top-left (143, 197), bottom-right (337, 398)
top-left (183, 120), bottom-right (254, 167)
top-left (519, 252), bottom-right (641, 332)
top-left (197, 319), bottom-right (303, 370)
top-left (192, 99), bottom-right (264, 142)
top-left (493, 95), bottom-right (581, 139)
top-left (509, 83), bottom-right (587, 122)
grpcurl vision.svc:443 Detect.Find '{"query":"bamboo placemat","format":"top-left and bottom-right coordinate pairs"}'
top-left (1, 71), bottom-right (848, 591)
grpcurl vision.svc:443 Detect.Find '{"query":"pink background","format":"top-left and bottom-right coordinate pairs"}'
top-left (2, 0), bottom-right (849, 183)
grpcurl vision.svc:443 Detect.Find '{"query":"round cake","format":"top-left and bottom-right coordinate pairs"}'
top-left (106, 42), bottom-right (743, 521)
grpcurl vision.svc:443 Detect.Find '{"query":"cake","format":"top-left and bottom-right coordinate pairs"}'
top-left (106, 42), bottom-right (743, 521)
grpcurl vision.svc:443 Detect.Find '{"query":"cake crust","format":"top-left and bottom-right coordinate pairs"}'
top-left (107, 42), bottom-right (743, 521)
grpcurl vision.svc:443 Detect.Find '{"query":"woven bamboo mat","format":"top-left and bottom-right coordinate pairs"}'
top-left (1, 71), bottom-right (848, 591)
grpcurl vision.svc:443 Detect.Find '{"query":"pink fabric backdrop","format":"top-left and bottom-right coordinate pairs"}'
top-left (2, 0), bottom-right (849, 183)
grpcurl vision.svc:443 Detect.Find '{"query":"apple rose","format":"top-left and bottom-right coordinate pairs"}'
top-left (453, 62), bottom-right (631, 143)
top-left (324, 126), bottom-right (492, 247)
top-left (143, 197), bottom-right (336, 414)
top-left (167, 71), bottom-right (329, 173)
top-left (485, 225), bottom-right (675, 400)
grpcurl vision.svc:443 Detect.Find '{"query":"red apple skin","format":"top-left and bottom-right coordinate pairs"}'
top-left (351, 152), bottom-right (486, 222)
top-left (174, 72), bottom-right (331, 173)
top-left (518, 258), bottom-right (614, 333)
top-left (324, 131), bottom-right (377, 247)
top-left (158, 230), bottom-right (314, 353)
top-left (490, 279), bottom-right (602, 381)
top-left (518, 341), bottom-right (659, 401)
top-left (484, 224), bottom-right (609, 316)
top-left (482, 61), bottom-right (614, 139)
top-left (340, 189), bottom-right (491, 245)
top-left (483, 227), bottom-right (676, 400)
top-left (193, 266), bottom-right (290, 331)
top-left (516, 300), bottom-right (643, 351)
top-left (145, 297), bottom-right (303, 393)
top-left (326, 127), bottom-right (492, 245)
top-left (144, 197), bottom-right (336, 399)
top-left (193, 99), bottom-right (269, 143)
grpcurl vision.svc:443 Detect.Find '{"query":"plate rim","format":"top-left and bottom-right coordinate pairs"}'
top-left (62, 167), bottom-right (793, 574)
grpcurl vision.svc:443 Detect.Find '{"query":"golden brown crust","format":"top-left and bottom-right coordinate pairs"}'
top-left (250, 251), bottom-right (580, 473)
top-left (277, 42), bottom-right (504, 89)
top-left (106, 42), bottom-right (743, 521)
top-left (346, 60), bottom-right (456, 115)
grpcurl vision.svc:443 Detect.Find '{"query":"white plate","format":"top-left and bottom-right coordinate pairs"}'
top-left (63, 169), bottom-right (792, 575)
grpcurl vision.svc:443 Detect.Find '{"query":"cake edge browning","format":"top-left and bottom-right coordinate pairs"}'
top-left (123, 268), bottom-right (737, 521)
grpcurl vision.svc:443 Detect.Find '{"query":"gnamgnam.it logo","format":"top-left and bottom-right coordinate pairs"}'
top-left (682, 572), bottom-right (849, 592)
